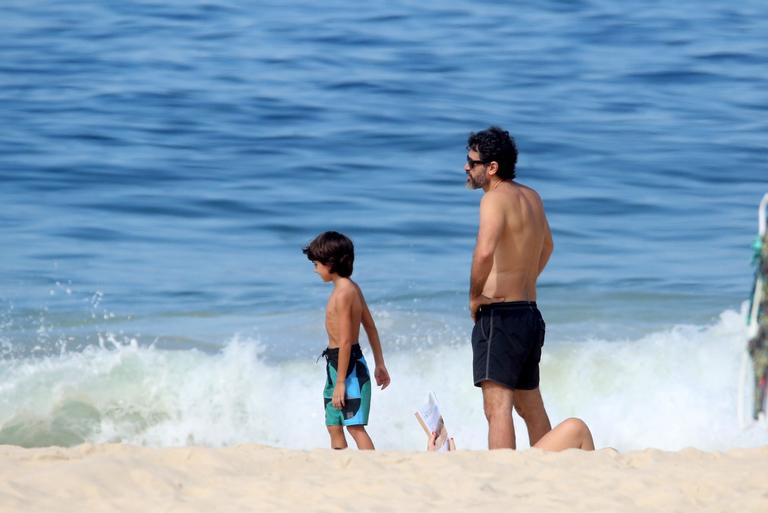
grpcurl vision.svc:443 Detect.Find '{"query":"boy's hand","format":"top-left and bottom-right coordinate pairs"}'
top-left (374, 365), bottom-right (391, 390)
top-left (332, 383), bottom-right (346, 409)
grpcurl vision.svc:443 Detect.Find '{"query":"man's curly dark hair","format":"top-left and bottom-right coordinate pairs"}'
top-left (467, 126), bottom-right (518, 180)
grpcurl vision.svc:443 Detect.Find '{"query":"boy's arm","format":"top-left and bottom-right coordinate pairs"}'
top-left (332, 288), bottom-right (356, 409)
top-left (360, 294), bottom-right (390, 390)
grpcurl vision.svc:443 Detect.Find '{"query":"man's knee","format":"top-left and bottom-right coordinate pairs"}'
top-left (481, 381), bottom-right (514, 422)
top-left (513, 393), bottom-right (545, 421)
top-left (483, 400), bottom-right (512, 422)
top-left (513, 401), bottom-right (531, 419)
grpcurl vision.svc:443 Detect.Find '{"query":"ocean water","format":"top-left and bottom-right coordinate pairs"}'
top-left (1, 0), bottom-right (767, 451)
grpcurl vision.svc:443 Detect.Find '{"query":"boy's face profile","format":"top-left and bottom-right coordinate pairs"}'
top-left (313, 261), bottom-right (333, 282)
top-left (302, 231), bottom-right (354, 280)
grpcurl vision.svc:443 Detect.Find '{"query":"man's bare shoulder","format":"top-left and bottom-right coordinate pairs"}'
top-left (480, 188), bottom-right (507, 210)
top-left (510, 181), bottom-right (542, 198)
top-left (482, 182), bottom-right (542, 209)
top-left (508, 182), bottom-right (545, 210)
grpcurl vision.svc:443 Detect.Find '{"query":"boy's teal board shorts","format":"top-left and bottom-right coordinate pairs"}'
top-left (322, 344), bottom-right (371, 426)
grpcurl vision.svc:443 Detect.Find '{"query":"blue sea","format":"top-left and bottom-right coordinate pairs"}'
top-left (1, 0), bottom-right (767, 451)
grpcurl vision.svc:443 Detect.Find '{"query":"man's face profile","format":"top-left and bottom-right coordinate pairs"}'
top-left (465, 148), bottom-right (489, 190)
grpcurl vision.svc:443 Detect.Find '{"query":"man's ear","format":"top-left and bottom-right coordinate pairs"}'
top-left (486, 161), bottom-right (499, 176)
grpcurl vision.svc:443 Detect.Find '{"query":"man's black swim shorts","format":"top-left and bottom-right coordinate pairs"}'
top-left (472, 301), bottom-right (545, 390)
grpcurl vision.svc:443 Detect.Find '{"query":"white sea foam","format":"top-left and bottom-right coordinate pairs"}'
top-left (0, 306), bottom-right (766, 451)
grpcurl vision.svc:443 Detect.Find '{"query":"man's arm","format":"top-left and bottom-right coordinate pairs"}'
top-left (331, 287), bottom-right (356, 409)
top-left (537, 215), bottom-right (554, 276)
top-left (469, 194), bottom-right (504, 319)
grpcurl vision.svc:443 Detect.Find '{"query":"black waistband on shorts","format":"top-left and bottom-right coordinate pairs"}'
top-left (320, 343), bottom-right (363, 363)
top-left (483, 300), bottom-right (536, 309)
top-left (478, 301), bottom-right (537, 313)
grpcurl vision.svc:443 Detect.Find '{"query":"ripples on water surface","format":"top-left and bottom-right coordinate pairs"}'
top-left (0, 1), bottom-right (767, 448)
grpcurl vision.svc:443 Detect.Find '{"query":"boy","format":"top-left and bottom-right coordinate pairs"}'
top-left (303, 231), bottom-right (391, 450)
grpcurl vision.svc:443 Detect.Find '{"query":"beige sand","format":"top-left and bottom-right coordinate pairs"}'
top-left (0, 444), bottom-right (766, 513)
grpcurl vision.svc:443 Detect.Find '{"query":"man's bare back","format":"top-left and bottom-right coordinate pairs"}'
top-left (478, 181), bottom-right (552, 303)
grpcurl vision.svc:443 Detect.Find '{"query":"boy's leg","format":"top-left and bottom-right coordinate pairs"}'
top-left (481, 381), bottom-right (516, 449)
top-left (327, 425), bottom-right (348, 449)
top-left (513, 387), bottom-right (552, 446)
top-left (345, 425), bottom-right (374, 450)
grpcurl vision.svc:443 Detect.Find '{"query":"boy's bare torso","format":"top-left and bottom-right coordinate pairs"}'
top-left (325, 279), bottom-right (363, 348)
top-left (483, 182), bottom-right (549, 302)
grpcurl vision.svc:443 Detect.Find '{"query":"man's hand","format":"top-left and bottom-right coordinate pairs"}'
top-left (469, 294), bottom-right (503, 321)
top-left (374, 365), bottom-right (391, 390)
top-left (332, 383), bottom-right (346, 409)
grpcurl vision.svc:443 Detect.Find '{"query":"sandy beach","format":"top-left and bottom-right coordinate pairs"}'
top-left (0, 444), bottom-right (765, 513)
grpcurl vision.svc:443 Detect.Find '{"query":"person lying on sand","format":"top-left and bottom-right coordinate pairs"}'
top-left (427, 417), bottom-right (594, 452)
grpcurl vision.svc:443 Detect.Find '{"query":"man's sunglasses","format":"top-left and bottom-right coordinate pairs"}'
top-left (466, 155), bottom-right (489, 168)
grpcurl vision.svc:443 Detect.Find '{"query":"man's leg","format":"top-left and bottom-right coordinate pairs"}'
top-left (512, 387), bottom-right (552, 446)
top-left (346, 425), bottom-right (375, 450)
top-left (327, 425), bottom-right (348, 449)
top-left (481, 381), bottom-right (516, 449)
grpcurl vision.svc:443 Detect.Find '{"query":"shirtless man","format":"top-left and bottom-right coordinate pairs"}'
top-left (465, 127), bottom-right (554, 450)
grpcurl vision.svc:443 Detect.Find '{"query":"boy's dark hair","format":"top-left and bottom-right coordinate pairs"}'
top-left (467, 126), bottom-right (518, 180)
top-left (302, 231), bottom-right (354, 277)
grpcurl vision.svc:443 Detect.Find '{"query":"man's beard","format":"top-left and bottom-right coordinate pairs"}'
top-left (465, 169), bottom-right (488, 190)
